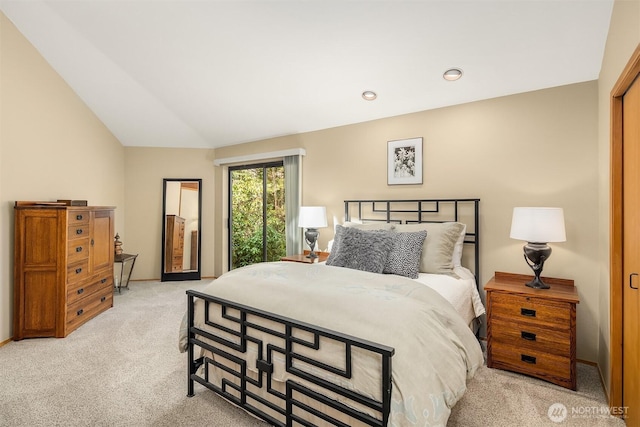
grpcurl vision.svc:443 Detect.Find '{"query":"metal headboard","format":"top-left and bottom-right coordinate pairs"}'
top-left (344, 199), bottom-right (480, 286)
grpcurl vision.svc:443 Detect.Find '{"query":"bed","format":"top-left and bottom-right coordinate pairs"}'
top-left (182, 199), bottom-right (484, 427)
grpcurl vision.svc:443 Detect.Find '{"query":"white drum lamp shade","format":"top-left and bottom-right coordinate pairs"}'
top-left (510, 207), bottom-right (566, 289)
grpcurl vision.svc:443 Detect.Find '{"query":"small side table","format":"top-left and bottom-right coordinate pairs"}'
top-left (485, 271), bottom-right (579, 390)
top-left (114, 253), bottom-right (138, 293)
top-left (281, 251), bottom-right (329, 264)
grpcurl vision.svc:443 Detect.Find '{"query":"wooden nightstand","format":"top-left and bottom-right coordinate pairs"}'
top-left (280, 251), bottom-right (329, 264)
top-left (485, 271), bottom-right (580, 390)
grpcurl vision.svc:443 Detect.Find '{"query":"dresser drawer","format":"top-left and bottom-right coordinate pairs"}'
top-left (67, 274), bottom-right (112, 305)
top-left (67, 237), bottom-right (90, 264)
top-left (490, 341), bottom-right (572, 383)
top-left (68, 211), bottom-right (90, 226)
top-left (172, 256), bottom-right (183, 271)
top-left (67, 260), bottom-right (89, 284)
top-left (490, 293), bottom-right (571, 328)
top-left (68, 224), bottom-right (90, 240)
top-left (490, 318), bottom-right (570, 356)
top-left (66, 288), bottom-right (112, 333)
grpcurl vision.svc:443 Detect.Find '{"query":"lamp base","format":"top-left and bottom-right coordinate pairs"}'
top-left (304, 228), bottom-right (319, 259)
top-left (522, 242), bottom-right (552, 290)
top-left (525, 276), bottom-right (550, 289)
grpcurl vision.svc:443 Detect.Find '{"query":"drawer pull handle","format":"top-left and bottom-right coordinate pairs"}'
top-left (76, 229), bottom-right (83, 235)
top-left (75, 247), bottom-right (83, 253)
top-left (521, 308), bottom-right (536, 317)
top-left (101, 296), bottom-right (106, 303)
top-left (76, 214), bottom-right (83, 220)
top-left (101, 278), bottom-right (107, 284)
top-left (77, 288), bottom-right (84, 295)
top-left (521, 331), bottom-right (536, 341)
top-left (77, 309), bottom-right (84, 316)
top-left (521, 354), bottom-right (536, 364)
top-left (75, 268), bottom-right (82, 274)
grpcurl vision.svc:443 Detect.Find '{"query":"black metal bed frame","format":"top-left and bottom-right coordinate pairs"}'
top-left (344, 199), bottom-right (481, 287)
top-left (187, 198), bottom-right (480, 427)
top-left (187, 291), bottom-right (395, 426)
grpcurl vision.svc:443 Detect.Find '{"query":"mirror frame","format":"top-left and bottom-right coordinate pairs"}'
top-left (161, 178), bottom-right (202, 282)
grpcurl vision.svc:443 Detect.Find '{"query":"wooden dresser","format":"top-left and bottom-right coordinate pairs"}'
top-left (164, 215), bottom-right (185, 272)
top-left (486, 271), bottom-right (580, 390)
top-left (13, 202), bottom-right (115, 340)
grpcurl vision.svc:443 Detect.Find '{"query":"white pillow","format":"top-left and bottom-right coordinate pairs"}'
top-left (452, 224), bottom-right (466, 267)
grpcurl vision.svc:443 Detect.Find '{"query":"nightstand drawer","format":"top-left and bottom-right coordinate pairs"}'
top-left (490, 293), bottom-right (572, 328)
top-left (490, 342), bottom-right (571, 382)
top-left (490, 318), bottom-right (570, 356)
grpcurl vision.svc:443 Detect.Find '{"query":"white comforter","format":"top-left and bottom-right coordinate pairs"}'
top-left (182, 261), bottom-right (483, 426)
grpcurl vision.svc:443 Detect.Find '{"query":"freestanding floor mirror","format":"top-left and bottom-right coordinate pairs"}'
top-left (161, 178), bottom-right (202, 282)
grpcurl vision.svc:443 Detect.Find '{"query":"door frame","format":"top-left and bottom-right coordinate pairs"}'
top-left (610, 43), bottom-right (640, 409)
top-left (227, 161), bottom-right (284, 270)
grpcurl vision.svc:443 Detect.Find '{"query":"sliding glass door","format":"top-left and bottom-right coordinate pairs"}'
top-left (229, 162), bottom-right (286, 269)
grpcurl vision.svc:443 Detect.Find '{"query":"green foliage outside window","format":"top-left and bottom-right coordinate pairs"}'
top-left (231, 166), bottom-right (286, 268)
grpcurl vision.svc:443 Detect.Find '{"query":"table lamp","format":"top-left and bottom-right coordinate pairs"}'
top-left (510, 207), bottom-right (566, 289)
top-left (298, 206), bottom-right (327, 259)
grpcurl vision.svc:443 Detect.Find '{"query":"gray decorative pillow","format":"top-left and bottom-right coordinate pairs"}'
top-left (383, 230), bottom-right (427, 279)
top-left (326, 226), bottom-right (394, 274)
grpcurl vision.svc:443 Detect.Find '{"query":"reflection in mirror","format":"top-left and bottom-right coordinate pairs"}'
top-left (161, 179), bottom-right (202, 281)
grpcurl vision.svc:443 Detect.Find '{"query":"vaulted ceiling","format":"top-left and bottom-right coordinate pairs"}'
top-left (1, 1), bottom-right (613, 149)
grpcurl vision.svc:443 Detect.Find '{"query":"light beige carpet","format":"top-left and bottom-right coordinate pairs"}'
top-left (0, 280), bottom-right (625, 427)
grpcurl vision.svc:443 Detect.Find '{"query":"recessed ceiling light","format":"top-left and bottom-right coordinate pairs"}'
top-left (443, 68), bottom-right (463, 81)
top-left (362, 90), bottom-right (377, 101)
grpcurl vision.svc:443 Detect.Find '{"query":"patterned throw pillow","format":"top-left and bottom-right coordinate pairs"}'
top-left (326, 226), bottom-right (394, 274)
top-left (383, 230), bottom-right (428, 279)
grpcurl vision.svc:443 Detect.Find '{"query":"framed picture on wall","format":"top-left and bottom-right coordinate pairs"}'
top-left (387, 137), bottom-right (423, 185)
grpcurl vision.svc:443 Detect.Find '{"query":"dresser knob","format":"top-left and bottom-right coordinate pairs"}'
top-left (101, 278), bottom-right (107, 283)
top-left (101, 296), bottom-right (106, 303)
top-left (77, 288), bottom-right (84, 295)
top-left (521, 308), bottom-right (536, 317)
top-left (75, 268), bottom-right (82, 274)
top-left (76, 214), bottom-right (83, 220)
top-left (76, 229), bottom-right (83, 235)
top-left (75, 247), bottom-right (83, 253)
top-left (521, 331), bottom-right (536, 341)
top-left (77, 309), bottom-right (84, 316)
top-left (521, 354), bottom-right (536, 364)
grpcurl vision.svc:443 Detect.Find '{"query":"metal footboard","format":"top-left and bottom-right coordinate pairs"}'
top-left (187, 290), bottom-right (395, 427)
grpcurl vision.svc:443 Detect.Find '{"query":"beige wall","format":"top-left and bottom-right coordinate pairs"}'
top-left (213, 81), bottom-right (600, 362)
top-left (0, 14), bottom-right (125, 343)
top-left (2, 2), bottom-right (634, 386)
top-left (597, 0), bottom-right (640, 398)
top-left (123, 147), bottom-right (216, 280)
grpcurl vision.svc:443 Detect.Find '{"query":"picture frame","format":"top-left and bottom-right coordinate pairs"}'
top-left (387, 137), bottom-right (423, 185)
